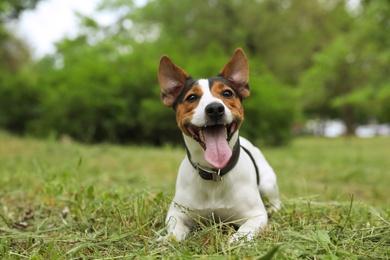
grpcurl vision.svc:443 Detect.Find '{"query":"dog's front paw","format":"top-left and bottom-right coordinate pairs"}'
top-left (267, 199), bottom-right (281, 215)
top-left (229, 232), bottom-right (254, 244)
top-left (157, 235), bottom-right (168, 244)
top-left (157, 233), bottom-right (179, 245)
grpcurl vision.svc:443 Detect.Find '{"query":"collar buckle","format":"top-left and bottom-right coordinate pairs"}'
top-left (212, 169), bottom-right (222, 182)
top-left (195, 165), bottom-right (222, 182)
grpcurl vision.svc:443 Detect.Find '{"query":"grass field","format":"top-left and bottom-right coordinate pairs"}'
top-left (0, 131), bottom-right (389, 259)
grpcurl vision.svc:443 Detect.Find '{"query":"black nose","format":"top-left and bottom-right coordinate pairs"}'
top-left (205, 102), bottom-right (225, 119)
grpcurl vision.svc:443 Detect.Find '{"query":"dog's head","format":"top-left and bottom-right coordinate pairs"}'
top-left (158, 48), bottom-right (250, 169)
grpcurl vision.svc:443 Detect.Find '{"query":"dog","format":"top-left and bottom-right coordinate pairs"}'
top-left (157, 48), bottom-right (280, 243)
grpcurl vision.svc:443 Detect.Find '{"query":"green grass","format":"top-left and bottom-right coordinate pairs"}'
top-left (0, 131), bottom-right (389, 259)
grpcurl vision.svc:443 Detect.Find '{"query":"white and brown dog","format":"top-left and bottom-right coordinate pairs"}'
top-left (158, 48), bottom-right (280, 243)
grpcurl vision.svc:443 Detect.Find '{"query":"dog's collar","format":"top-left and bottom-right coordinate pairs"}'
top-left (186, 139), bottom-right (241, 182)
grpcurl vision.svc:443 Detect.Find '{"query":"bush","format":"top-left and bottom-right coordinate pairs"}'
top-left (2, 40), bottom-right (294, 146)
top-left (241, 72), bottom-right (295, 146)
top-left (0, 69), bottom-right (40, 134)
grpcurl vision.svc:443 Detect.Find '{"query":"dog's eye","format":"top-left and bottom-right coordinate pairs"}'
top-left (222, 90), bottom-right (233, 98)
top-left (186, 94), bottom-right (199, 103)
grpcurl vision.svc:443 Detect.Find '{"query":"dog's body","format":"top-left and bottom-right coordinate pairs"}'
top-left (158, 48), bottom-right (280, 242)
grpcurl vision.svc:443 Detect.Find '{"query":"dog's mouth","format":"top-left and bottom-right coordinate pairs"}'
top-left (186, 122), bottom-right (238, 149)
top-left (186, 121), bottom-right (239, 169)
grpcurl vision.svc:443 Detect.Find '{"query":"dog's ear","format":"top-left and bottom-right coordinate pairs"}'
top-left (158, 55), bottom-right (190, 107)
top-left (220, 48), bottom-right (250, 99)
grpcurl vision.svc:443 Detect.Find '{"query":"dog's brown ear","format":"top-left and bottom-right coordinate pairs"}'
top-left (158, 55), bottom-right (190, 107)
top-left (220, 48), bottom-right (250, 99)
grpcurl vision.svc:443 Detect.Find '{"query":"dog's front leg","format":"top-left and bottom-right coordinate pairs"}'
top-left (230, 212), bottom-right (268, 243)
top-left (160, 203), bottom-right (195, 242)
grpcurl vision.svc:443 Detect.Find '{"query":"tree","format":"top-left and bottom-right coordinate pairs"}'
top-left (0, 0), bottom-right (44, 72)
top-left (0, 0), bottom-right (42, 21)
top-left (299, 0), bottom-right (390, 134)
top-left (27, 1), bottom-right (297, 145)
top-left (116, 0), bottom-right (352, 85)
top-left (0, 0), bottom-right (45, 132)
top-left (6, 0), bottom-right (387, 144)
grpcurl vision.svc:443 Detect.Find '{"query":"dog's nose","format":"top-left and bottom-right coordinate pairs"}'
top-left (205, 102), bottom-right (225, 119)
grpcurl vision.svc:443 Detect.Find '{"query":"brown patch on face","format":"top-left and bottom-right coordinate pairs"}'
top-left (175, 83), bottom-right (204, 136)
top-left (210, 82), bottom-right (244, 127)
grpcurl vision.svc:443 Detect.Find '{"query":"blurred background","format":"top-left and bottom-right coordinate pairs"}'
top-left (1, 0), bottom-right (389, 147)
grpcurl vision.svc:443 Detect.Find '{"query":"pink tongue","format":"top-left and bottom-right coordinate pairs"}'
top-left (203, 126), bottom-right (232, 169)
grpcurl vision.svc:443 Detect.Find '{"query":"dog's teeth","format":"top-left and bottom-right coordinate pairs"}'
top-left (200, 129), bottom-right (205, 142)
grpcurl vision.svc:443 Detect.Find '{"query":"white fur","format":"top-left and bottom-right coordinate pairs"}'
top-left (160, 82), bottom-right (281, 243)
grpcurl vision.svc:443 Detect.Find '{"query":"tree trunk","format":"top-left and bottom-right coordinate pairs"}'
top-left (342, 105), bottom-right (355, 135)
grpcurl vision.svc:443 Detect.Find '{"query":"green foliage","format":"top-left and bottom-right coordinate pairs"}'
top-left (377, 83), bottom-right (390, 122)
top-left (29, 40), bottom-right (181, 144)
top-left (241, 71), bottom-right (295, 146)
top-left (0, 0), bottom-right (44, 133)
top-left (24, 1), bottom-right (296, 145)
top-left (0, 0), bottom-right (43, 22)
top-left (0, 0), bottom-right (44, 69)
top-left (0, 69), bottom-right (40, 133)
top-left (299, 0), bottom-right (390, 131)
top-left (129, 0), bottom-right (352, 85)
top-left (1, 0), bottom-right (390, 145)
top-left (22, 26), bottom-right (293, 145)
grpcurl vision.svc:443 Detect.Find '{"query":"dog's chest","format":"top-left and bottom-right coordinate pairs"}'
top-left (182, 175), bottom-right (249, 221)
top-left (195, 191), bottom-right (238, 221)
